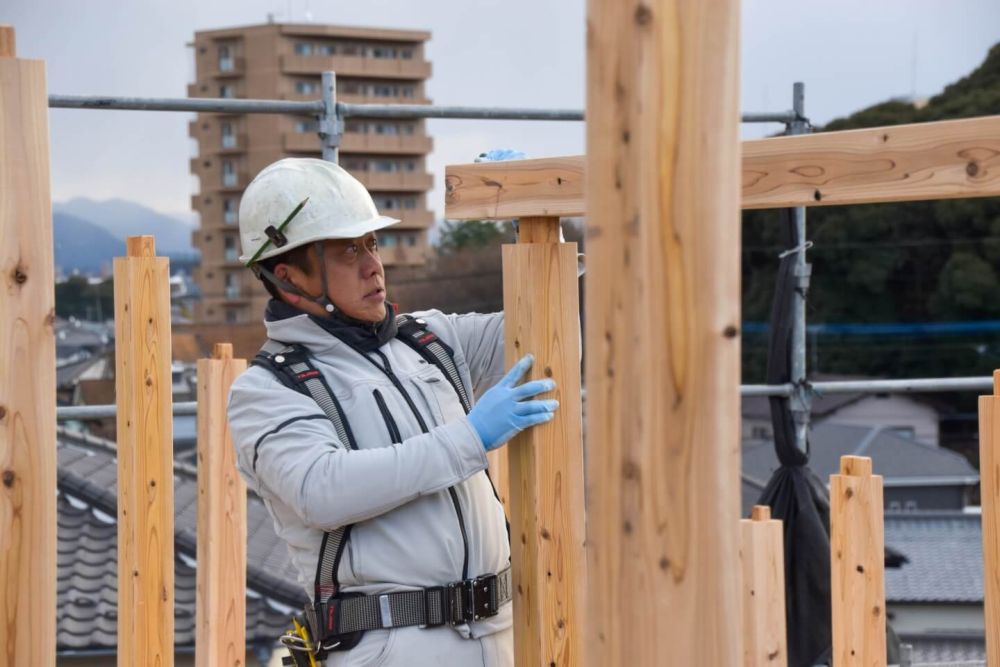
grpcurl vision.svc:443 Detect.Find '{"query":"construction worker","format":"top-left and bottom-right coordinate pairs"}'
top-left (227, 157), bottom-right (558, 666)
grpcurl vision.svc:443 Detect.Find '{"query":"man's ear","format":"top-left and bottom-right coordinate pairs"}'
top-left (273, 263), bottom-right (303, 305)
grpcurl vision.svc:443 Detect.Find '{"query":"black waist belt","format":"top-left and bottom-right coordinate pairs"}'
top-left (308, 567), bottom-right (512, 642)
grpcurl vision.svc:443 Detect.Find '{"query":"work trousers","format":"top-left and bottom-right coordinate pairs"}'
top-left (324, 625), bottom-right (513, 667)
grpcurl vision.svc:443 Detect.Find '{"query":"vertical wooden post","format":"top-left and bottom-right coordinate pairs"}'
top-left (830, 455), bottom-right (886, 667)
top-left (196, 343), bottom-right (248, 667)
top-left (584, 0), bottom-right (743, 664)
top-left (115, 235), bottom-right (175, 667)
top-left (740, 506), bottom-right (787, 667)
top-left (0, 25), bottom-right (58, 667)
top-left (502, 215), bottom-right (586, 665)
top-left (978, 370), bottom-right (1000, 666)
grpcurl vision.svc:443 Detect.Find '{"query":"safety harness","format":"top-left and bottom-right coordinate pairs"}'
top-left (252, 315), bottom-right (511, 662)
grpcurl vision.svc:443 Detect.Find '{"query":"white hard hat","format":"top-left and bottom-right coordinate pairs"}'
top-left (238, 158), bottom-right (399, 264)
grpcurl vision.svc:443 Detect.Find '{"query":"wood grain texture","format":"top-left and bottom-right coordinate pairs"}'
top-left (502, 236), bottom-right (586, 666)
top-left (830, 456), bottom-right (887, 667)
top-left (979, 387), bottom-right (1000, 667)
top-left (740, 508), bottom-right (787, 667)
top-left (0, 50), bottom-right (57, 667)
top-left (583, 0), bottom-right (743, 664)
top-left (195, 344), bottom-right (248, 667)
top-left (115, 235), bottom-right (175, 667)
top-left (445, 115), bottom-right (1000, 219)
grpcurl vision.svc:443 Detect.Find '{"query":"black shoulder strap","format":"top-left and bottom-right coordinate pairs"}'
top-left (394, 315), bottom-right (473, 414)
top-left (251, 341), bottom-right (356, 605)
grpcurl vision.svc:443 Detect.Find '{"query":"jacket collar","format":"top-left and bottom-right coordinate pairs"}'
top-left (263, 298), bottom-right (398, 354)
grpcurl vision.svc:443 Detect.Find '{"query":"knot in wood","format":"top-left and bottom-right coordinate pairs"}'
top-left (634, 4), bottom-right (653, 25)
top-left (967, 161), bottom-right (981, 177)
top-left (2, 470), bottom-right (15, 487)
top-left (13, 266), bottom-right (27, 284)
top-left (0, 405), bottom-right (6, 419)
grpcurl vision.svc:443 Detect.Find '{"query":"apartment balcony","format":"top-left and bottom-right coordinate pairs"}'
top-left (355, 171), bottom-right (433, 192)
top-left (379, 244), bottom-right (427, 266)
top-left (218, 133), bottom-right (248, 155)
top-left (280, 53), bottom-right (431, 80)
top-left (340, 133), bottom-right (432, 155)
top-left (218, 171), bottom-right (249, 193)
top-left (283, 132), bottom-right (321, 153)
top-left (390, 210), bottom-right (434, 229)
top-left (207, 57), bottom-right (245, 78)
top-left (337, 92), bottom-right (432, 106)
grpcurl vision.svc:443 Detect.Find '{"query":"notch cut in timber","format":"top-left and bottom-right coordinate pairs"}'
top-left (444, 115), bottom-right (1000, 220)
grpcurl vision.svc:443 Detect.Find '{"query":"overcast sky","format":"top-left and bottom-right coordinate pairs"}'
top-left (5, 0), bottom-right (1000, 221)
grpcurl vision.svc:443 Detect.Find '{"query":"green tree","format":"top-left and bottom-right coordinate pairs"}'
top-left (435, 220), bottom-right (514, 254)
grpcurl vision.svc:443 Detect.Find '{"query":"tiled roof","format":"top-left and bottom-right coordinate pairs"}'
top-left (885, 512), bottom-right (983, 604)
top-left (56, 428), bottom-right (306, 652)
top-left (903, 633), bottom-right (986, 665)
top-left (742, 423), bottom-right (978, 487)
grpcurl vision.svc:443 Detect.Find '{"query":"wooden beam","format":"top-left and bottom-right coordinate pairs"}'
top-left (502, 215), bottom-right (586, 665)
top-left (115, 235), bottom-right (175, 667)
top-left (444, 115), bottom-right (1000, 219)
top-left (740, 506), bottom-right (787, 667)
top-left (979, 371), bottom-right (1000, 666)
top-left (0, 26), bottom-right (58, 666)
top-left (196, 343), bottom-right (248, 667)
top-left (584, 0), bottom-right (743, 664)
top-left (830, 455), bottom-right (886, 667)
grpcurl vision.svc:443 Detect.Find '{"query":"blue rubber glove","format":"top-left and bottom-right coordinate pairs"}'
top-left (467, 354), bottom-right (559, 452)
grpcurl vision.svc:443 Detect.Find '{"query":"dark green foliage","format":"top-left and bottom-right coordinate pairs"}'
top-left (742, 43), bottom-right (1000, 384)
top-left (435, 220), bottom-right (516, 254)
top-left (55, 276), bottom-right (115, 321)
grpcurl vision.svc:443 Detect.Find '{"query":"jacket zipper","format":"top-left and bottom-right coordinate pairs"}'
top-left (372, 389), bottom-right (402, 444)
top-left (364, 349), bottom-right (471, 581)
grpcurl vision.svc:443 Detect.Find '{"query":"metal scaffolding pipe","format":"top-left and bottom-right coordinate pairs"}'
top-left (54, 377), bottom-right (993, 421)
top-left (48, 94), bottom-right (324, 115)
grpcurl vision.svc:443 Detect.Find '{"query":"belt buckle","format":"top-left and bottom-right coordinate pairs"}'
top-left (466, 574), bottom-right (498, 622)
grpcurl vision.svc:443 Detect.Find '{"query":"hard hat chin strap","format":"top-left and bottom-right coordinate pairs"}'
top-left (251, 240), bottom-right (338, 316)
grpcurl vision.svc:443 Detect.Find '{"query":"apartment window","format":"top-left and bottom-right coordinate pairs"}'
top-left (224, 236), bottom-right (238, 262)
top-left (373, 84), bottom-right (396, 97)
top-left (222, 160), bottom-right (237, 187)
top-left (219, 84), bottom-right (235, 98)
top-left (341, 43), bottom-right (359, 56)
top-left (223, 198), bottom-right (238, 224)
top-left (345, 120), bottom-right (367, 134)
top-left (380, 233), bottom-right (398, 248)
top-left (403, 197), bottom-right (417, 209)
top-left (295, 80), bottom-right (318, 95)
top-left (225, 309), bottom-right (239, 324)
top-left (403, 161), bottom-right (416, 172)
top-left (405, 233), bottom-right (419, 247)
top-left (220, 121), bottom-right (236, 149)
top-left (373, 160), bottom-right (396, 173)
top-left (294, 42), bottom-right (313, 56)
top-left (401, 124), bottom-right (415, 135)
top-left (218, 45), bottom-right (234, 71)
top-left (401, 48), bottom-right (414, 60)
top-left (374, 123), bottom-right (398, 135)
top-left (401, 86), bottom-right (415, 98)
top-left (224, 271), bottom-right (239, 297)
top-left (371, 46), bottom-right (397, 59)
top-left (295, 119), bottom-right (319, 133)
top-left (339, 81), bottom-right (361, 95)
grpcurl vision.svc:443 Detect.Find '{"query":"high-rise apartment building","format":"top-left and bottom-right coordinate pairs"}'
top-left (188, 22), bottom-right (434, 324)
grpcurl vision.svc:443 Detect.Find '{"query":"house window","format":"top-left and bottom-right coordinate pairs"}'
top-left (220, 121), bottom-right (236, 149)
top-left (224, 198), bottom-right (238, 224)
top-left (222, 160), bottom-right (237, 187)
top-left (904, 500), bottom-right (918, 511)
top-left (218, 45), bottom-right (234, 71)
top-left (751, 426), bottom-right (770, 440)
top-left (294, 42), bottom-right (313, 56)
top-left (888, 501), bottom-right (902, 511)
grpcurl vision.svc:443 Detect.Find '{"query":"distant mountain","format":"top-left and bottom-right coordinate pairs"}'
top-left (53, 212), bottom-right (126, 276)
top-left (53, 198), bottom-right (196, 257)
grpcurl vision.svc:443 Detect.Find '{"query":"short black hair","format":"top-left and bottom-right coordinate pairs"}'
top-left (256, 243), bottom-right (315, 301)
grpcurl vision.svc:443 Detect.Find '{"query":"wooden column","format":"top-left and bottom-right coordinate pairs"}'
top-left (740, 506), bottom-right (787, 667)
top-left (584, 0), bottom-right (743, 664)
top-left (502, 215), bottom-right (586, 665)
top-left (115, 236), bottom-right (175, 667)
top-left (196, 344), bottom-right (248, 667)
top-left (830, 455), bottom-right (886, 667)
top-left (0, 25), bottom-right (58, 667)
top-left (978, 371), bottom-right (1000, 665)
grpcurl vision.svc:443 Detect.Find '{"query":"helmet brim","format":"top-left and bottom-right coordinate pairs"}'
top-left (240, 214), bottom-right (401, 264)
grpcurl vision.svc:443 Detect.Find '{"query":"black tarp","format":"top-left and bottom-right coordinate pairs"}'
top-left (756, 209), bottom-right (900, 666)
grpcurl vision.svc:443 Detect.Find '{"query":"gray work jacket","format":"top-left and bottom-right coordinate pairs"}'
top-left (227, 308), bottom-right (511, 639)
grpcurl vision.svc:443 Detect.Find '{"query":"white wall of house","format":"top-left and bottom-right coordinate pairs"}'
top-left (818, 395), bottom-right (940, 446)
top-left (888, 603), bottom-right (984, 635)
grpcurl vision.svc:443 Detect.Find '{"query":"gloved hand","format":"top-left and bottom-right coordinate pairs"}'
top-left (467, 354), bottom-right (559, 451)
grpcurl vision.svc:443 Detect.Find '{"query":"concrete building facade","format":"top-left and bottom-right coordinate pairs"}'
top-left (188, 22), bottom-right (433, 324)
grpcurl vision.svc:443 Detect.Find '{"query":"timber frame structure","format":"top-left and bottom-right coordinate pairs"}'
top-left (3, 2), bottom-right (1000, 663)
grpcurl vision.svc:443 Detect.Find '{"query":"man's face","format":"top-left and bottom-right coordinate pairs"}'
top-left (276, 233), bottom-right (388, 322)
